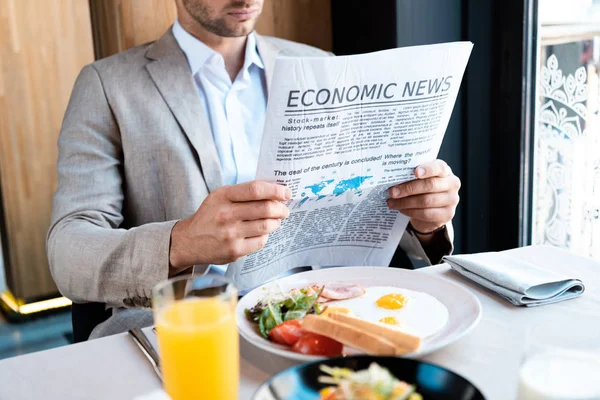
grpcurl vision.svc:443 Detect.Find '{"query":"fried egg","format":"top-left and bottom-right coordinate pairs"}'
top-left (324, 286), bottom-right (448, 338)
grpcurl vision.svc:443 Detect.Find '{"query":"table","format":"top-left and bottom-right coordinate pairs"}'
top-left (0, 246), bottom-right (598, 400)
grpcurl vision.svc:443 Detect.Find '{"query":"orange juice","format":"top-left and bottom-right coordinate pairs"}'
top-left (156, 297), bottom-right (239, 400)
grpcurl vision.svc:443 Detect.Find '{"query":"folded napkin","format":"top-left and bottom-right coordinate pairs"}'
top-left (443, 252), bottom-right (585, 306)
top-left (132, 390), bottom-right (170, 400)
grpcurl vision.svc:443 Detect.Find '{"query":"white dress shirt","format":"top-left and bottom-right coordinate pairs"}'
top-left (173, 20), bottom-right (267, 274)
top-left (172, 19), bottom-right (267, 186)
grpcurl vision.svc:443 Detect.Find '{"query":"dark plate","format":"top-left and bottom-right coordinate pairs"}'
top-left (252, 356), bottom-right (486, 400)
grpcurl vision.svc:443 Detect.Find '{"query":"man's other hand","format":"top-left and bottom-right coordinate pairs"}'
top-left (387, 160), bottom-right (460, 233)
top-left (169, 181), bottom-right (291, 272)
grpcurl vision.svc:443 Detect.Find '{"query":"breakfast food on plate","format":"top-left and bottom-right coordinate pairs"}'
top-left (302, 314), bottom-right (403, 355)
top-left (325, 286), bottom-right (449, 338)
top-left (244, 284), bottom-right (345, 356)
top-left (318, 363), bottom-right (423, 400)
top-left (328, 314), bottom-right (421, 351)
top-left (244, 284), bottom-right (326, 339)
top-left (320, 282), bottom-right (366, 300)
top-left (244, 282), bottom-right (446, 356)
top-left (292, 333), bottom-right (344, 357)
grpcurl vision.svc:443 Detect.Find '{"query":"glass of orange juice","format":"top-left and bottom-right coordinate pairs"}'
top-left (153, 275), bottom-right (238, 400)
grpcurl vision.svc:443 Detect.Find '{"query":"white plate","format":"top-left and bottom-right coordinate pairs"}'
top-left (237, 266), bottom-right (482, 361)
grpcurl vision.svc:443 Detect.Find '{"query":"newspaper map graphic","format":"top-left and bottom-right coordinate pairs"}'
top-left (295, 173), bottom-right (374, 209)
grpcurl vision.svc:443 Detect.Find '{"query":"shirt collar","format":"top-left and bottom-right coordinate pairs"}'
top-left (172, 19), bottom-right (264, 76)
top-left (243, 31), bottom-right (264, 70)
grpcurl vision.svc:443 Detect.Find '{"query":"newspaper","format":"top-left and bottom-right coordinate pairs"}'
top-left (228, 41), bottom-right (473, 290)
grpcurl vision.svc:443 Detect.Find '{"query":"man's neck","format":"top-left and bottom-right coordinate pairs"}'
top-left (179, 20), bottom-right (247, 81)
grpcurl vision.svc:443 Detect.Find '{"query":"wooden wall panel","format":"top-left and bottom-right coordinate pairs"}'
top-left (0, 0), bottom-right (330, 299)
top-left (0, 0), bottom-right (95, 299)
top-left (89, 0), bottom-right (332, 59)
top-left (89, 0), bottom-right (178, 59)
top-left (257, 0), bottom-right (332, 51)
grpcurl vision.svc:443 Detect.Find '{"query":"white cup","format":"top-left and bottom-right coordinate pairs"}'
top-left (518, 317), bottom-right (600, 400)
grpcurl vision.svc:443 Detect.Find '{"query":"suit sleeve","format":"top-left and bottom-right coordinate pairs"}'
top-left (399, 222), bottom-right (454, 265)
top-left (47, 65), bottom-right (177, 308)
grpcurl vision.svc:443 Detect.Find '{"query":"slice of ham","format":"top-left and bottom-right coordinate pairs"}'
top-left (319, 282), bottom-right (366, 300)
top-left (306, 284), bottom-right (331, 303)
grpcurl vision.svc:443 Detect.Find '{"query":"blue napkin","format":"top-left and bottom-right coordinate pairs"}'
top-left (443, 252), bottom-right (585, 306)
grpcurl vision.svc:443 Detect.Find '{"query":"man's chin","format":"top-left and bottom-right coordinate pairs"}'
top-left (197, 16), bottom-right (257, 38)
top-left (224, 20), bottom-right (257, 37)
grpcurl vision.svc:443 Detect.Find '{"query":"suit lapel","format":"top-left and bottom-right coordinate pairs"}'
top-left (145, 28), bottom-right (223, 192)
top-left (255, 34), bottom-right (281, 93)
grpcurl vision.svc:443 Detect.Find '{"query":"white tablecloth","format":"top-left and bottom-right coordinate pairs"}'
top-left (0, 246), bottom-right (598, 400)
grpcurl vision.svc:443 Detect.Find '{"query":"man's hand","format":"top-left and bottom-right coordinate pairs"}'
top-left (169, 181), bottom-right (291, 272)
top-left (387, 160), bottom-right (460, 234)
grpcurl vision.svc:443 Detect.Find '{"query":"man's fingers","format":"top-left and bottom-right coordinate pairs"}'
top-left (241, 234), bottom-right (270, 256)
top-left (387, 192), bottom-right (459, 210)
top-left (389, 175), bottom-right (460, 198)
top-left (225, 234), bottom-right (270, 261)
top-left (396, 207), bottom-right (455, 222)
top-left (239, 219), bottom-right (281, 238)
top-left (234, 200), bottom-right (290, 221)
top-left (225, 181), bottom-right (292, 202)
top-left (414, 159), bottom-right (451, 179)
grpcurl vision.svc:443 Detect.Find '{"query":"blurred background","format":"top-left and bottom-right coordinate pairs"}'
top-left (0, 0), bottom-right (598, 358)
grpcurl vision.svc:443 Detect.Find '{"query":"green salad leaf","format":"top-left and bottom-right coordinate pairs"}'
top-left (268, 300), bottom-right (283, 325)
top-left (247, 285), bottom-right (325, 339)
top-left (283, 309), bottom-right (308, 321)
top-left (258, 307), bottom-right (278, 338)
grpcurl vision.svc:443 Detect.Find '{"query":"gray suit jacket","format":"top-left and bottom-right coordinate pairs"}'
top-left (48, 28), bottom-right (452, 309)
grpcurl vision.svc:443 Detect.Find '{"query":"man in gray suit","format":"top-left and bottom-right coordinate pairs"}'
top-left (48, 0), bottom-right (460, 338)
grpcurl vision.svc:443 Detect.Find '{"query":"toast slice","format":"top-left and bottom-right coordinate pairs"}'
top-left (328, 313), bottom-right (421, 352)
top-left (302, 314), bottom-right (402, 355)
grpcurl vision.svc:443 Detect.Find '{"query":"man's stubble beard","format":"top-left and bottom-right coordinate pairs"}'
top-left (182, 0), bottom-right (258, 37)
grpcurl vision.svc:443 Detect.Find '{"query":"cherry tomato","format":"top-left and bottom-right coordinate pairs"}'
top-left (268, 320), bottom-right (305, 346)
top-left (292, 333), bottom-right (343, 357)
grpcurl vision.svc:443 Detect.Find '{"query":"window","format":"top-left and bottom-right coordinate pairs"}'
top-left (532, 0), bottom-right (600, 258)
